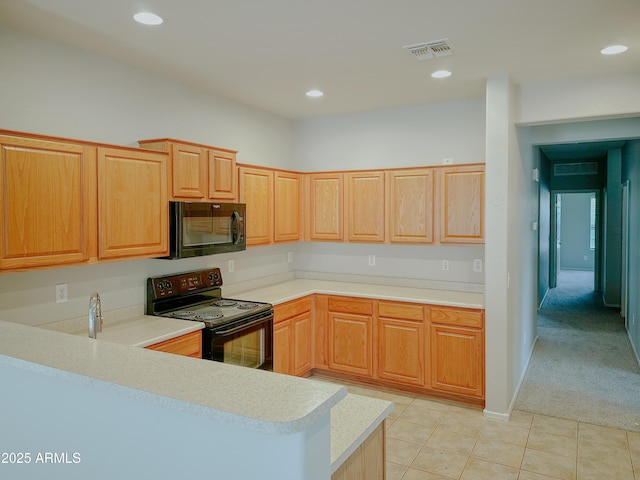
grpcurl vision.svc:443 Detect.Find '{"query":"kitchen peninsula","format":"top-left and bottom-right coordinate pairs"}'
top-left (0, 317), bottom-right (392, 480)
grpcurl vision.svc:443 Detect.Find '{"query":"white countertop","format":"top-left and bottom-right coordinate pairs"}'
top-left (1, 320), bottom-right (346, 436)
top-left (31, 276), bottom-right (470, 471)
top-left (226, 278), bottom-right (484, 309)
top-left (42, 314), bottom-right (204, 347)
top-left (330, 393), bottom-right (393, 473)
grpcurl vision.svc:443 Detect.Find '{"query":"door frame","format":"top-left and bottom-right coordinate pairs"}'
top-left (549, 189), bottom-right (601, 291)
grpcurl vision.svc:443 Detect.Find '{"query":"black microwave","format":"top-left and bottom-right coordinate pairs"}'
top-left (165, 202), bottom-right (246, 259)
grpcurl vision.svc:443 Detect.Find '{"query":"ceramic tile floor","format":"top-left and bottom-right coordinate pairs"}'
top-left (317, 377), bottom-right (640, 480)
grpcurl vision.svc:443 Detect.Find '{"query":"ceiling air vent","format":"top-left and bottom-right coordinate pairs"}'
top-left (553, 162), bottom-right (599, 176)
top-left (403, 39), bottom-right (453, 60)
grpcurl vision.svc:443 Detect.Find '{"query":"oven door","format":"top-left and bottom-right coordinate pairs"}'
top-left (202, 314), bottom-right (273, 371)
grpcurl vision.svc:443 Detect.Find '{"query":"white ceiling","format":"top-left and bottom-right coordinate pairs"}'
top-left (1, 0), bottom-right (639, 119)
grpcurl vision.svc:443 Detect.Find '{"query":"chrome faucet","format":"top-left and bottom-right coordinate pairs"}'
top-left (88, 292), bottom-right (103, 339)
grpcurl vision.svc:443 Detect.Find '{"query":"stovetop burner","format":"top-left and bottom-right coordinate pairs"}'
top-left (237, 303), bottom-right (261, 310)
top-left (146, 268), bottom-right (273, 329)
top-left (212, 299), bottom-right (238, 307)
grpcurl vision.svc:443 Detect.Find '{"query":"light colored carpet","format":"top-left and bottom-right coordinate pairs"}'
top-left (514, 270), bottom-right (640, 432)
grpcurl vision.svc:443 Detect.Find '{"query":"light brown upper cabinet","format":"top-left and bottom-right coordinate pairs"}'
top-left (138, 138), bottom-right (237, 202)
top-left (0, 134), bottom-right (97, 270)
top-left (346, 171), bottom-right (385, 242)
top-left (208, 149), bottom-right (237, 201)
top-left (439, 165), bottom-right (484, 244)
top-left (239, 166), bottom-right (274, 246)
top-left (239, 165), bottom-right (302, 246)
top-left (305, 172), bottom-right (344, 241)
top-left (387, 169), bottom-right (435, 244)
top-left (97, 147), bottom-right (168, 260)
top-left (274, 171), bottom-right (302, 243)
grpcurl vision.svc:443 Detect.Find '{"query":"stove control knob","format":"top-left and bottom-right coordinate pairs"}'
top-left (207, 273), bottom-right (214, 283)
top-left (157, 281), bottom-right (164, 291)
top-left (164, 280), bottom-right (173, 291)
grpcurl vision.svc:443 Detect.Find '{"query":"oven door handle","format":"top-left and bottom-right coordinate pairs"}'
top-left (213, 316), bottom-right (272, 335)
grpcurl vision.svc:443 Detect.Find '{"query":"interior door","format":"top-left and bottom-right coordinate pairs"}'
top-left (549, 193), bottom-right (561, 288)
top-left (622, 182), bottom-right (629, 323)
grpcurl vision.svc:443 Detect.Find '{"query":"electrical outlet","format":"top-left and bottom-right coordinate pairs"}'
top-left (632, 314), bottom-right (636, 326)
top-left (368, 255), bottom-right (375, 266)
top-left (287, 251), bottom-right (293, 263)
top-left (442, 260), bottom-right (449, 271)
top-left (228, 259), bottom-right (234, 273)
top-left (473, 259), bottom-right (483, 272)
top-left (56, 284), bottom-right (68, 304)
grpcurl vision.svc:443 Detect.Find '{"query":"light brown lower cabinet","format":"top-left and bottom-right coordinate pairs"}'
top-left (311, 295), bottom-right (485, 404)
top-left (331, 422), bottom-right (385, 480)
top-left (145, 330), bottom-right (202, 358)
top-left (377, 301), bottom-right (426, 387)
top-left (327, 297), bottom-right (374, 377)
top-left (429, 305), bottom-right (485, 398)
top-left (273, 297), bottom-right (312, 376)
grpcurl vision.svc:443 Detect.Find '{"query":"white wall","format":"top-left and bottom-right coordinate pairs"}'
top-left (560, 193), bottom-right (595, 270)
top-left (0, 27), bottom-right (489, 325)
top-left (622, 140), bottom-right (640, 362)
top-left (517, 72), bottom-right (640, 125)
top-left (0, 26), bottom-right (294, 169)
top-left (294, 99), bottom-right (486, 170)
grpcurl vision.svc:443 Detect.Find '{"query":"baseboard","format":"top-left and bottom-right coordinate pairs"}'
top-left (538, 288), bottom-right (549, 310)
top-left (490, 334), bottom-right (539, 421)
top-left (483, 409), bottom-right (510, 421)
top-left (628, 328), bottom-right (640, 368)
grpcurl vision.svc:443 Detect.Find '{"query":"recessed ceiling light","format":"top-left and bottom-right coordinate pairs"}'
top-left (134, 12), bottom-right (163, 26)
top-left (306, 89), bottom-right (324, 98)
top-left (600, 45), bottom-right (628, 55)
top-left (431, 70), bottom-right (452, 79)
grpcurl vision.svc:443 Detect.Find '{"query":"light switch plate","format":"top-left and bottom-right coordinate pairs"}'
top-left (228, 259), bottom-right (234, 273)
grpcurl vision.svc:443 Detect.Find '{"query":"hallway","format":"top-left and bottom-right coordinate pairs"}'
top-left (515, 269), bottom-right (640, 432)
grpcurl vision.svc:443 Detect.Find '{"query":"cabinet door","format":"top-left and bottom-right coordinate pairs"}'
top-left (292, 311), bottom-right (312, 376)
top-left (172, 143), bottom-right (206, 199)
top-left (239, 167), bottom-right (274, 246)
top-left (387, 169), bottom-right (434, 244)
top-left (430, 324), bottom-right (484, 398)
top-left (208, 149), bottom-right (237, 201)
top-left (346, 171), bottom-right (385, 242)
top-left (97, 147), bottom-right (168, 259)
top-left (306, 173), bottom-right (344, 241)
top-left (439, 165), bottom-right (484, 243)
top-left (274, 171), bottom-right (301, 243)
top-left (273, 320), bottom-right (292, 375)
top-left (0, 135), bottom-right (96, 270)
top-left (329, 311), bottom-right (373, 377)
top-left (146, 331), bottom-right (202, 358)
top-left (377, 301), bottom-right (426, 386)
top-left (274, 296), bottom-right (312, 376)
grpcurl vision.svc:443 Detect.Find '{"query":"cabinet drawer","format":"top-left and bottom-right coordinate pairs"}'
top-left (378, 301), bottom-right (424, 321)
top-left (328, 296), bottom-right (373, 315)
top-left (274, 296), bottom-right (312, 323)
top-left (430, 306), bottom-right (483, 328)
top-left (146, 331), bottom-right (202, 358)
